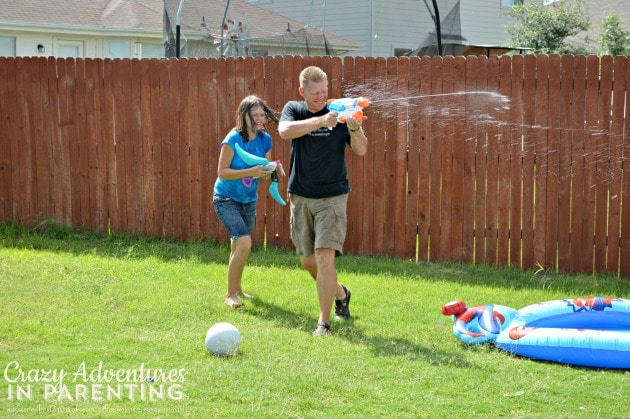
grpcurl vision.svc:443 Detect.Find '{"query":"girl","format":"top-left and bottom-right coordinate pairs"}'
top-left (213, 95), bottom-right (282, 308)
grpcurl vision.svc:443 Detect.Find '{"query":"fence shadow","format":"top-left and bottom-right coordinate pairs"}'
top-left (1, 221), bottom-right (628, 296)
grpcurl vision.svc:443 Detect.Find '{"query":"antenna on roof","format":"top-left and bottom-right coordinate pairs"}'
top-left (220, 0), bottom-right (232, 57)
top-left (176, 0), bottom-right (185, 58)
top-left (421, 0), bottom-right (443, 56)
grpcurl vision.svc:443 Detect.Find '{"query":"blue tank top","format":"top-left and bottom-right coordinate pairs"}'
top-left (213, 129), bottom-right (272, 203)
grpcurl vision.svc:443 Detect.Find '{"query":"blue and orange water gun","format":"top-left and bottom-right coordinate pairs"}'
top-left (327, 97), bottom-right (370, 124)
top-left (233, 143), bottom-right (286, 206)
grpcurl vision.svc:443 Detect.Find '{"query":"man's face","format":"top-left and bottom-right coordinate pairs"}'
top-left (300, 80), bottom-right (328, 113)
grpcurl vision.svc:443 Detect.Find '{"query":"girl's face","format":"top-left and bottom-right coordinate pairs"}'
top-left (248, 105), bottom-right (266, 131)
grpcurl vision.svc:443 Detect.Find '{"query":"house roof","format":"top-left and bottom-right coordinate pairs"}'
top-left (0, 0), bottom-right (358, 50)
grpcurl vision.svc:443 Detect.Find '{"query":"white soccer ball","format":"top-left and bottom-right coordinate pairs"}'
top-left (205, 322), bottom-right (241, 357)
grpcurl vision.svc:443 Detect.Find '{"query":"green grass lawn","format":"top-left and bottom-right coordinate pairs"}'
top-left (1, 221), bottom-right (628, 418)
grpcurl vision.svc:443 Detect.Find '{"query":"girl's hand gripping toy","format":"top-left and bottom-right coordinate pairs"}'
top-left (234, 143), bottom-right (286, 206)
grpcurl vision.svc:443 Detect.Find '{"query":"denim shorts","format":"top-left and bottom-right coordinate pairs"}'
top-left (213, 195), bottom-right (256, 242)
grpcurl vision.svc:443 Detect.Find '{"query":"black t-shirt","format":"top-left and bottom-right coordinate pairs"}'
top-left (280, 101), bottom-right (351, 199)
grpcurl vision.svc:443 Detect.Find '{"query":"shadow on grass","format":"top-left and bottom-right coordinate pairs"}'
top-left (245, 297), bottom-right (471, 367)
top-left (1, 221), bottom-right (628, 295)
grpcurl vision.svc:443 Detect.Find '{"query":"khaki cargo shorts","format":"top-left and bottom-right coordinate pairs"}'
top-left (289, 193), bottom-right (348, 256)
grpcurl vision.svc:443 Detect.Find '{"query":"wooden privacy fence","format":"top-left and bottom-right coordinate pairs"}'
top-left (0, 54), bottom-right (629, 277)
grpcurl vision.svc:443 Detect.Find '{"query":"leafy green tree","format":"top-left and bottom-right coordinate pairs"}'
top-left (598, 13), bottom-right (630, 56)
top-left (504, 0), bottom-right (590, 54)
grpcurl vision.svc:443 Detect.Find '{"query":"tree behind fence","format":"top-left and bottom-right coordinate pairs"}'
top-left (0, 55), bottom-right (628, 277)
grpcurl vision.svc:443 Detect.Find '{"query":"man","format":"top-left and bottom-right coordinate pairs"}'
top-left (278, 66), bottom-right (368, 336)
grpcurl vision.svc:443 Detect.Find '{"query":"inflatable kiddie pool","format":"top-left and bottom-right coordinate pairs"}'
top-left (442, 297), bottom-right (630, 369)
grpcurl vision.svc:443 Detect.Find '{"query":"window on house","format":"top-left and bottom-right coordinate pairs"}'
top-left (108, 40), bottom-right (126, 58)
top-left (0, 35), bottom-right (16, 57)
top-left (140, 43), bottom-right (164, 59)
top-left (501, 0), bottom-right (523, 6)
top-left (56, 40), bottom-right (84, 58)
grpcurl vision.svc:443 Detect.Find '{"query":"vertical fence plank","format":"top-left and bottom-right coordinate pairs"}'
top-left (65, 59), bottom-right (83, 228)
top-left (175, 59), bottom-right (191, 239)
top-left (382, 57), bottom-right (398, 255)
top-left (100, 59), bottom-right (116, 233)
top-left (187, 59), bottom-right (201, 239)
top-left (429, 56), bottom-right (444, 260)
top-left (521, 55), bottom-right (536, 268)
top-left (342, 56), bottom-right (359, 254)
top-left (110, 60), bottom-right (125, 232)
top-left (195, 59), bottom-right (212, 239)
top-left (129, 59), bottom-right (146, 236)
top-left (497, 55), bottom-right (513, 266)
top-left (84, 59), bottom-right (104, 232)
top-left (473, 56), bottom-right (488, 265)
top-left (360, 57), bottom-right (378, 256)
top-left (205, 60), bottom-right (226, 240)
top-left (55, 59), bottom-right (73, 226)
top-left (394, 57), bottom-right (410, 259)
top-left (25, 57), bottom-right (41, 223)
top-left (177, 59), bottom-right (192, 240)
top-left (485, 56), bottom-right (500, 265)
top-left (534, 55), bottom-right (560, 268)
top-left (114, 59), bottom-right (133, 234)
top-left (416, 57), bottom-right (432, 261)
top-left (581, 56), bottom-right (600, 273)
top-left (406, 57), bottom-right (421, 260)
top-left (275, 54), bottom-right (294, 249)
top-left (33, 57), bottom-right (53, 223)
top-left (608, 57), bottom-right (626, 274)
top-left (74, 59), bottom-right (91, 229)
top-left (156, 60), bottom-right (172, 236)
top-left (621, 58), bottom-right (630, 277)
top-left (508, 55), bottom-right (524, 268)
top-left (569, 55), bottom-right (587, 273)
top-left (439, 56), bottom-right (455, 261)
top-left (267, 55), bottom-right (290, 248)
top-left (0, 58), bottom-right (13, 221)
top-left (595, 56), bottom-right (613, 272)
top-left (272, 57), bottom-right (292, 251)
top-left (168, 59), bottom-right (184, 237)
top-left (462, 56), bottom-right (478, 263)
top-left (15, 58), bottom-right (35, 224)
top-left (124, 59), bottom-right (140, 234)
top-left (148, 60), bottom-right (165, 237)
top-left (92, 59), bottom-right (108, 233)
top-left (533, 55), bottom-right (549, 268)
top-left (371, 57), bottom-right (387, 255)
top-left (5, 60), bottom-right (21, 222)
top-left (450, 56), bottom-right (467, 262)
top-left (552, 55), bottom-right (574, 266)
top-left (138, 59), bottom-right (155, 236)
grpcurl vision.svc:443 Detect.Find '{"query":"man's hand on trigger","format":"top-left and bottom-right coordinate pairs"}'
top-left (323, 111), bottom-right (338, 129)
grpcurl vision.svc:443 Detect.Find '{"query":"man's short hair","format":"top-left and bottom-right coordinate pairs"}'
top-left (299, 66), bottom-right (328, 88)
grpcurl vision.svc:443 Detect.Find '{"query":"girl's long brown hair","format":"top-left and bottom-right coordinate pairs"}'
top-left (235, 95), bottom-right (279, 140)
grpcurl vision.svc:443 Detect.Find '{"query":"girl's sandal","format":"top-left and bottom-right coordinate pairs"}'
top-left (237, 291), bottom-right (253, 299)
top-left (225, 294), bottom-right (244, 308)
